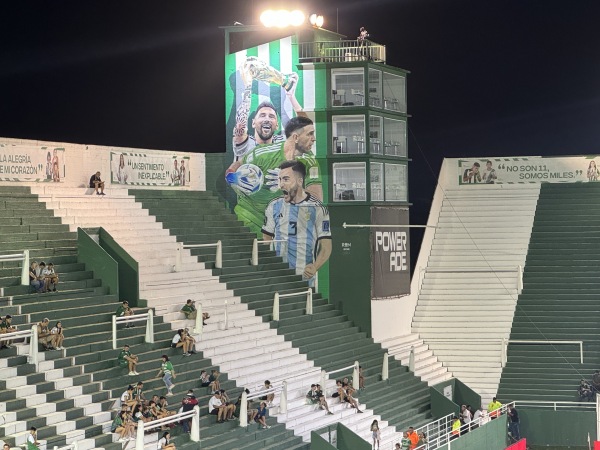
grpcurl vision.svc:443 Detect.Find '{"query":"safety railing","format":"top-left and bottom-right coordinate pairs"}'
top-left (515, 400), bottom-right (595, 411)
top-left (135, 406), bottom-right (200, 449)
top-left (174, 240), bottom-right (222, 271)
top-left (251, 238), bottom-right (287, 266)
top-left (320, 361), bottom-right (360, 393)
top-left (296, 39), bottom-right (386, 63)
top-left (239, 383), bottom-right (287, 427)
top-left (418, 265), bottom-right (523, 296)
top-left (0, 325), bottom-right (39, 369)
top-left (112, 310), bottom-right (154, 349)
top-left (502, 339), bottom-right (583, 367)
top-left (193, 300), bottom-right (229, 336)
top-left (273, 289), bottom-right (312, 321)
top-left (0, 250), bottom-right (30, 293)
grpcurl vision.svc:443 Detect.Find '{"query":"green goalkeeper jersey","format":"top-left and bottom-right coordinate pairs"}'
top-left (236, 142), bottom-right (322, 235)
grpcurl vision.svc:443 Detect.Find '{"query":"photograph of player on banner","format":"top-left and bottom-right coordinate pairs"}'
top-left (0, 145), bottom-right (65, 182)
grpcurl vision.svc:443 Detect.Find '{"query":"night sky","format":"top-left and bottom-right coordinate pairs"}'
top-left (1, 0), bottom-right (599, 261)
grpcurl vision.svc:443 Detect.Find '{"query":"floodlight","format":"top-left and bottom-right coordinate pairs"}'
top-left (260, 9), bottom-right (306, 28)
top-left (309, 13), bottom-right (324, 28)
top-left (289, 10), bottom-right (305, 27)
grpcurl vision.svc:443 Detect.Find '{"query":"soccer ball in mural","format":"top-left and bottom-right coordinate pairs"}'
top-left (226, 163), bottom-right (264, 195)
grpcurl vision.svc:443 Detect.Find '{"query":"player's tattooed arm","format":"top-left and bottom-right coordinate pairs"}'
top-left (233, 87), bottom-right (252, 144)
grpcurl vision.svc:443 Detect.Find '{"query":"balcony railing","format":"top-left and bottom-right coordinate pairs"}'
top-left (296, 39), bottom-right (386, 64)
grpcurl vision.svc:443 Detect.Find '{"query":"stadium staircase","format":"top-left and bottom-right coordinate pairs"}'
top-left (412, 184), bottom-right (540, 404)
top-left (497, 183), bottom-right (600, 402)
top-left (131, 189), bottom-right (435, 449)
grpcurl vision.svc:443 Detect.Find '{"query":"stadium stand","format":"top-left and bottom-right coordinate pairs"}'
top-left (498, 183), bottom-right (600, 402)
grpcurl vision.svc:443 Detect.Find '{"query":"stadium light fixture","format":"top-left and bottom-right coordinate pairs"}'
top-left (309, 13), bottom-right (324, 28)
top-left (260, 9), bottom-right (306, 28)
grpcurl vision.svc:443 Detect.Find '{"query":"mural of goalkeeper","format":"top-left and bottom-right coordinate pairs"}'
top-left (232, 56), bottom-right (306, 161)
top-left (226, 116), bottom-right (322, 236)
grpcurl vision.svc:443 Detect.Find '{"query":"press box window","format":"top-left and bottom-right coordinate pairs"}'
top-left (385, 163), bottom-right (408, 202)
top-left (368, 69), bottom-right (382, 108)
top-left (383, 72), bottom-right (406, 113)
top-left (384, 118), bottom-right (407, 157)
top-left (331, 68), bottom-right (365, 107)
top-left (370, 162), bottom-right (383, 201)
top-left (333, 162), bottom-right (367, 202)
top-left (369, 115), bottom-right (383, 155)
top-left (332, 115), bottom-right (366, 154)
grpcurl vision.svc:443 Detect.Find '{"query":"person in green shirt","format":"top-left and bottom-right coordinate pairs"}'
top-left (400, 431), bottom-right (411, 449)
top-left (156, 355), bottom-right (176, 396)
top-left (226, 116), bottom-right (323, 235)
top-left (117, 344), bottom-right (139, 376)
top-left (116, 301), bottom-right (135, 328)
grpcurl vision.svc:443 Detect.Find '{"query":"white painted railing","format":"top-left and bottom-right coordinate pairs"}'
top-left (320, 361), bottom-right (360, 393)
top-left (239, 383), bottom-right (287, 427)
top-left (193, 300), bottom-right (229, 336)
top-left (0, 250), bottom-right (30, 291)
top-left (273, 289), bottom-right (312, 321)
top-left (515, 400), bottom-right (595, 410)
top-left (135, 406), bottom-right (200, 449)
top-left (175, 240), bottom-right (222, 271)
top-left (502, 339), bottom-right (583, 367)
top-left (251, 238), bottom-right (287, 266)
top-left (0, 325), bottom-right (39, 369)
top-left (112, 311), bottom-right (154, 349)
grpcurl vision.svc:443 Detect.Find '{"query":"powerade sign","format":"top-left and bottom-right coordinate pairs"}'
top-left (371, 207), bottom-right (410, 298)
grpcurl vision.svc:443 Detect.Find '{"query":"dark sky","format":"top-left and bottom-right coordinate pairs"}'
top-left (1, 0), bottom-right (599, 257)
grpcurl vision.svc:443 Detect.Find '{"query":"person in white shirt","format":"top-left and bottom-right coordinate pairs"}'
top-left (26, 427), bottom-right (39, 450)
top-left (156, 431), bottom-right (176, 450)
top-left (208, 392), bottom-right (234, 423)
top-left (170, 329), bottom-right (191, 356)
top-left (461, 404), bottom-right (472, 433)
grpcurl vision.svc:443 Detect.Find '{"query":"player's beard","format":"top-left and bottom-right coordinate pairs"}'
top-left (256, 121), bottom-right (275, 142)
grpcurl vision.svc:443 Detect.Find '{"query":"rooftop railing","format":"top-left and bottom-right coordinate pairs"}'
top-left (296, 39), bottom-right (386, 64)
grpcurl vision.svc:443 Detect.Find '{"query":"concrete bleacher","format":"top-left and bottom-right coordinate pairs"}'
top-left (132, 189), bottom-right (435, 449)
top-left (412, 184), bottom-right (540, 404)
top-left (498, 183), bottom-right (600, 402)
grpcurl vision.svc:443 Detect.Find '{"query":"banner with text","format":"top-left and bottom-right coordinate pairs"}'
top-left (458, 156), bottom-right (600, 185)
top-left (0, 144), bottom-right (65, 182)
top-left (371, 207), bottom-right (410, 299)
top-left (110, 152), bottom-right (190, 186)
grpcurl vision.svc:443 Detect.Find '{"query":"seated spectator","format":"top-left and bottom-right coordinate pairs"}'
top-left (235, 388), bottom-right (257, 422)
top-left (171, 329), bottom-right (191, 356)
top-left (579, 378), bottom-right (595, 401)
top-left (417, 432), bottom-right (427, 448)
top-left (208, 391), bottom-right (234, 424)
top-left (181, 389), bottom-right (198, 433)
top-left (157, 431), bottom-right (176, 450)
top-left (315, 384), bottom-right (333, 415)
top-left (116, 301), bottom-right (135, 328)
top-left (261, 380), bottom-right (274, 406)
top-left (42, 262), bottom-right (59, 292)
top-left (35, 262), bottom-right (48, 292)
top-left (156, 355), bottom-right (176, 396)
top-left (0, 315), bottom-right (17, 349)
top-left (359, 366), bottom-right (366, 389)
top-left (182, 329), bottom-right (197, 354)
top-left (50, 321), bottom-right (65, 350)
top-left (148, 400), bottom-right (160, 421)
top-left (180, 299), bottom-right (211, 325)
top-left (306, 384), bottom-right (320, 404)
top-left (134, 381), bottom-right (147, 405)
top-left (29, 261), bottom-right (44, 293)
top-left (255, 401), bottom-right (270, 429)
top-left (209, 369), bottom-right (221, 393)
top-left (200, 370), bottom-right (211, 389)
top-left (120, 385), bottom-right (138, 411)
top-left (111, 411), bottom-right (132, 442)
top-left (159, 396), bottom-right (174, 417)
top-left (344, 384), bottom-right (362, 413)
top-left (37, 318), bottom-right (53, 351)
top-left (331, 380), bottom-right (346, 402)
top-left (90, 171), bottom-right (106, 195)
top-left (117, 344), bottom-right (139, 376)
top-left (131, 404), bottom-right (146, 424)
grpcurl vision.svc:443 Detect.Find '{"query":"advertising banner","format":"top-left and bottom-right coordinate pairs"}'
top-left (458, 156), bottom-right (600, 185)
top-left (110, 152), bottom-right (190, 186)
top-left (0, 144), bottom-right (65, 182)
top-left (371, 207), bottom-right (410, 298)
top-left (505, 438), bottom-right (526, 450)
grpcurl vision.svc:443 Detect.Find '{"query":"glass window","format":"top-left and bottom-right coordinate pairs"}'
top-left (368, 69), bottom-right (382, 108)
top-left (385, 163), bottom-right (408, 202)
top-left (332, 115), bottom-right (365, 154)
top-left (333, 162), bottom-right (367, 201)
top-left (369, 116), bottom-right (383, 155)
top-left (382, 72), bottom-right (406, 113)
top-left (331, 68), bottom-right (365, 107)
top-left (384, 118), bottom-right (407, 157)
top-left (370, 162), bottom-right (383, 201)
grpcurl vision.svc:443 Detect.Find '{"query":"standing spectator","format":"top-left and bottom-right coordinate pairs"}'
top-left (508, 405), bottom-right (520, 441)
top-left (50, 321), bottom-right (65, 350)
top-left (26, 427), bottom-right (40, 450)
top-left (171, 329), bottom-right (191, 356)
top-left (261, 380), bottom-right (274, 406)
top-left (157, 431), bottom-right (176, 450)
top-left (180, 390), bottom-right (198, 433)
top-left (90, 171), bottom-right (106, 195)
top-left (417, 432), bottom-right (427, 448)
top-left (29, 261), bottom-right (44, 293)
top-left (1, 315), bottom-right (17, 349)
top-left (116, 301), bottom-right (135, 328)
top-left (487, 397), bottom-right (502, 419)
top-left (450, 417), bottom-right (461, 440)
top-left (407, 427), bottom-right (419, 449)
top-left (156, 355), bottom-right (176, 396)
top-left (42, 262), bottom-right (59, 292)
top-left (399, 432), bottom-right (411, 449)
top-left (117, 344), bottom-right (139, 376)
top-left (461, 404), bottom-right (472, 433)
top-left (371, 419), bottom-right (381, 450)
top-left (37, 318), bottom-right (53, 351)
top-left (255, 401), bottom-right (270, 429)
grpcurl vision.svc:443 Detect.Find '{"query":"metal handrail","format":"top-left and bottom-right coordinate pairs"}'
top-left (240, 382), bottom-right (287, 427)
top-left (193, 300), bottom-right (229, 336)
top-left (502, 339), bottom-right (583, 367)
top-left (111, 311), bottom-right (154, 349)
top-left (135, 406), bottom-right (199, 449)
top-left (0, 249), bottom-right (29, 288)
top-left (515, 400), bottom-right (595, 410)
top-left (273, 289), bottom-right (312, 321)
top-left (296, 39), bottom-right (386, 63)
top-left (0, 325), bottom-right (39, 369)
top-left (252, 238), bottom-right (287, 266)
top-left (175, 240), bottom-right (222, 271)
top-left (320, 361), bottom-right (360, 393)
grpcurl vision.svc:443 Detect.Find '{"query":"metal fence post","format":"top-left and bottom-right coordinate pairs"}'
top-left (501, 338), bottom-right (507, 368)
top-left (135, 420), bottom-right (145, 450)
top-left (273, 292), bottom-right (280, 321)
top-left (280, 381), bottom-right (288, 415)
top-left (21, 249), bottom-right (30, 285)
top-left (193, 302), bottom-right (203, 336)
top-left (352, 361), bottom-right (359, 391)
top-left (191, 405), bottom-right (200, 442)
top-left (306, 289), bottom-right (313, 315)
top-left (30, 324), bottom-right (38, 370)
top-left (382, 352), bottom-right (389, 381)
top-left (215, 240), bottom-right (223, 269)
top-left (252, 239), bottom-right (259, 266)
top-left (320, 370), bottom-right (327, 394)
top-left (224, 300), bottom-right (229, 330)
top-left (409, 346), bottom-right (415, 372)
top-left (175, 242), bottom-right (183, 272)
top-left (240, 390), bottom-right (248, 427)
top-left (112, 315), bottom-right (118, 350)
top-left (517, 265), bottom-right (523, 294)
top-left (145, 310), bottom-right (154, 344)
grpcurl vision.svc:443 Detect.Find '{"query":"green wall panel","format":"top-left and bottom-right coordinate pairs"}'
top-left (520, 409), bottom-right (596, 447)
top-left (98, 228), bottom-right (139, 306)
top-left (77, 228), bottom-right (118, 297)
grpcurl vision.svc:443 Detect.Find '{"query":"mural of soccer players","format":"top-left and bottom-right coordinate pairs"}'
top-left (52, 148), bottom-right (60, 182)
top-left (226, 116), bottom-right (322, 236)
top-left (171, 159), bottom-right (180, 185)
top-left (232, 56), bottom-right (305, 161)
top-left (180, 159), bottom-right (186, 186)
top-left (587, 160), bottom-right (599, 182)
top-left (462, 162), bottom-right (481, 184)
top-left (45, 151), bottom-right (52, 180)
top-left (482, 160), bottom-right (497, 184)
top-left (262, 160), bottom-right (332, 285)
